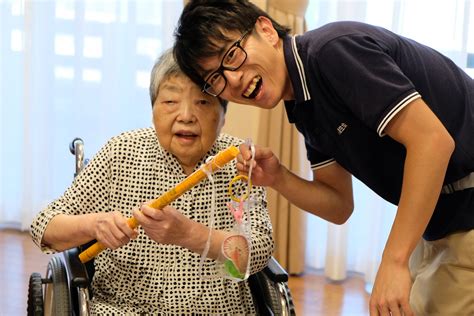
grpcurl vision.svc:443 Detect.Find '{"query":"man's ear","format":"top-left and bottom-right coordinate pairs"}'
top-left (255, 16), bottom-right (279, 45)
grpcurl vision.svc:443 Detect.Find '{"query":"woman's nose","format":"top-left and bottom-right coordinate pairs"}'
top-left (177, 103), bottom-right (195, 123)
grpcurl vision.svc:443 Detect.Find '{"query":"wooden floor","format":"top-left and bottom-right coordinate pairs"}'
top-left (0, 229), bottom-right (369, 315)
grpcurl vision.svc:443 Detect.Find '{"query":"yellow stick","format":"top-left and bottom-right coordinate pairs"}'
top-left (79, 145), bottom-right (239, 263)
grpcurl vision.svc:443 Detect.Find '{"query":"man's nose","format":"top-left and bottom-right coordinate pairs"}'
top-left (223, 69), bottom-right (243, 87)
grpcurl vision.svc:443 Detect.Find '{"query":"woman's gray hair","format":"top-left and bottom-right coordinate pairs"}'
top-left (149, 48), bottom-right (182, 106)
top-left (149, 48), bottom-right (227, 111)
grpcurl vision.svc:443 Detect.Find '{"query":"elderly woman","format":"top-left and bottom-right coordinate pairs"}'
top-left (30, 49), bottom-right (274, 315)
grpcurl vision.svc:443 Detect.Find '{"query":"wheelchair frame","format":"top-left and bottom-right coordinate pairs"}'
top-left (27, 138), bottom-right (296, 316)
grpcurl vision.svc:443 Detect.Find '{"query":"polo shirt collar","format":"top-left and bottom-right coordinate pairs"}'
top-left (283, 35), bottom-right (311, 104)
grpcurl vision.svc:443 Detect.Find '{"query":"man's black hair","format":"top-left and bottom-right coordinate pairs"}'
top-left (173, 0), bottom-right (291, 88)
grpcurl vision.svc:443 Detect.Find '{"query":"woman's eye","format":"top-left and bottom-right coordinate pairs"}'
top-left (163, 100), bottom-right (177, 104)
top-left (198, 99), bottom-right (210, 105)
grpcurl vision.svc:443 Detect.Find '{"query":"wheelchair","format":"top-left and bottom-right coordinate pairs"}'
top-left (27, 138), bottom-right (296, 316)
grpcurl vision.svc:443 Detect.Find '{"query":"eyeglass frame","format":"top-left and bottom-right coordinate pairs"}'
top-left (201, 28), bottom-right (253, 97)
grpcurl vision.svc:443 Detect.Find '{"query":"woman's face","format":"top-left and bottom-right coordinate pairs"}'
top-left (152, 74), bottom-right (225, 174)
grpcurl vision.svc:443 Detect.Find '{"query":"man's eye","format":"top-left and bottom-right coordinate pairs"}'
top-left (208, 73), bottom-right (221, 85)
top-left (224, 48), bottom-right (237, 64)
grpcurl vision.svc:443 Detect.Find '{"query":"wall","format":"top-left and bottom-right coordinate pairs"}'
top-left (221, 105), bottom-right (263, 141)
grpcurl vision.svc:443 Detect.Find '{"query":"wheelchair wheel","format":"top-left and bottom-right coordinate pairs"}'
top-left (259, 272), bottom-right (284, 315)
top-left (257, 272), bottom-right (296, 316)
top-left (283, 282), bottom-right (296, 316)
top-left (27, 272), bottom-right (44, 316)
top-left (43, 256), bottom-right (72, 316)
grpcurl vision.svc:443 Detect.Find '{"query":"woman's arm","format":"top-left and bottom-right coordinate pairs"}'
top-left (42, 211), bottom-right (138, 252)
top-left (135, 184), bottom-right (274, 274)
top-left (30, 138), bottom-right (126, 252)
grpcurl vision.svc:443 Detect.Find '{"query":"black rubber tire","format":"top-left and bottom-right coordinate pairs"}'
top-left (259, 272), bottom-right (284, 316)
top-left (27, 272), bottom-right (44, 316)
top-left (255, 272), bottom-right (297, 316)
top-left (285, 282), bottom-right (297, 316)
top-left (46, 256), bottom-right (72, 316)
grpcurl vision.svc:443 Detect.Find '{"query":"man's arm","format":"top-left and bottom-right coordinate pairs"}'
top-left (382, 97), bottom-right (454, 267)
top-left (369, 97), bottom-right (454, 315)
top-left (273, 162), bottom-right (354, 224)
top-left (238, 145), bottom-right (354, 224)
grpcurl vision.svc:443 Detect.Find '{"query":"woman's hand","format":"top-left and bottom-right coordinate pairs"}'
top-left (134, 204), bottom-right (194, 247)
top-left (93, 211), bottom-right (138, 250)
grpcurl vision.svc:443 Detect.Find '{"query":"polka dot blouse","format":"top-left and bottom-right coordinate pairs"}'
top-left (30, 128), bottom-right (274, 315)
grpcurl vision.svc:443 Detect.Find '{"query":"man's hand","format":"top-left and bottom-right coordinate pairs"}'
top-left (369, 258), bottom-right (415, 316)
top-left (93, 211), bottom-right (138, 250)
top-left (134, 204), bottom-right (194, 247)
top-left (237, 143), bottom-right (282, 187)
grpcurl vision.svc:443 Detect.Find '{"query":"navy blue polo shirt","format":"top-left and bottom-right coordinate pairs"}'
top-left (283, 21), bottom-right (474, 240)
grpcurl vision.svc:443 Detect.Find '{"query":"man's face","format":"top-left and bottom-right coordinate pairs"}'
top-left (199, 17), bottom-right (292, 109)
top-left (152, 74), bottom-right (225, 173)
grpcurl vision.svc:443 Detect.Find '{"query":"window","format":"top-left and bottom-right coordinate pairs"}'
top-left (0, 0), bottom-right (183, 227)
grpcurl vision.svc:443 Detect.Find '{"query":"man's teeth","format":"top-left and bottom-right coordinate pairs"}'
top-left (243, 76), bottom-right (261, 97)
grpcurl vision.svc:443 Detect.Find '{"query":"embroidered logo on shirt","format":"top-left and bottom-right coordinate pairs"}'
top-left (337, 123), bottom-right (348, 135)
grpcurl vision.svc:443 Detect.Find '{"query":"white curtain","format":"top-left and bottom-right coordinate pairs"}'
top-left (304, 0), bottom-right (474, 292)
top-left (0, 0), bottom-right (183, 230)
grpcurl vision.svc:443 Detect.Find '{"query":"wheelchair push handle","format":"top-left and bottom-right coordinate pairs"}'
top-left (70, 137), bottom-right (85, 177)
top-left (78, 145), bottom-right (240, 263)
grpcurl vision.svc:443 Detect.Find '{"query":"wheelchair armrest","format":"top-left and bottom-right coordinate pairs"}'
top-left (263, 256), bottom-right (288, 283)
top-left (62, 248), bottom-right (90, 288)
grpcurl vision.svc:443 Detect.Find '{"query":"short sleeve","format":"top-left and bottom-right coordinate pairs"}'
top-left (304, 139), bottom-right (335, 170)
top-left (317, 34), bottom-right (420, 136)
top-left (30, 138), bottom-right (113, 253)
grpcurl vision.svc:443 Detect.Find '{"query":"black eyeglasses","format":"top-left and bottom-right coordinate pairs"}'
top-left (202, 29), bottom-right (252, 97)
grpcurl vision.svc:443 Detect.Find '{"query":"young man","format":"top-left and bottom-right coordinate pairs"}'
top-left (173, 0), bottom-right (474, 315)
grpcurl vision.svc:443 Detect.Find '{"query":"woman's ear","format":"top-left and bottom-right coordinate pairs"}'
top-left (255, 16), bottom-right (279, 45)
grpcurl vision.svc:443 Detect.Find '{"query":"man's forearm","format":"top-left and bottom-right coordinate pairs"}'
top-left (383, 134), bottom-right (454, 264)
top-left (271, 166), bottom-right (353, 224)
